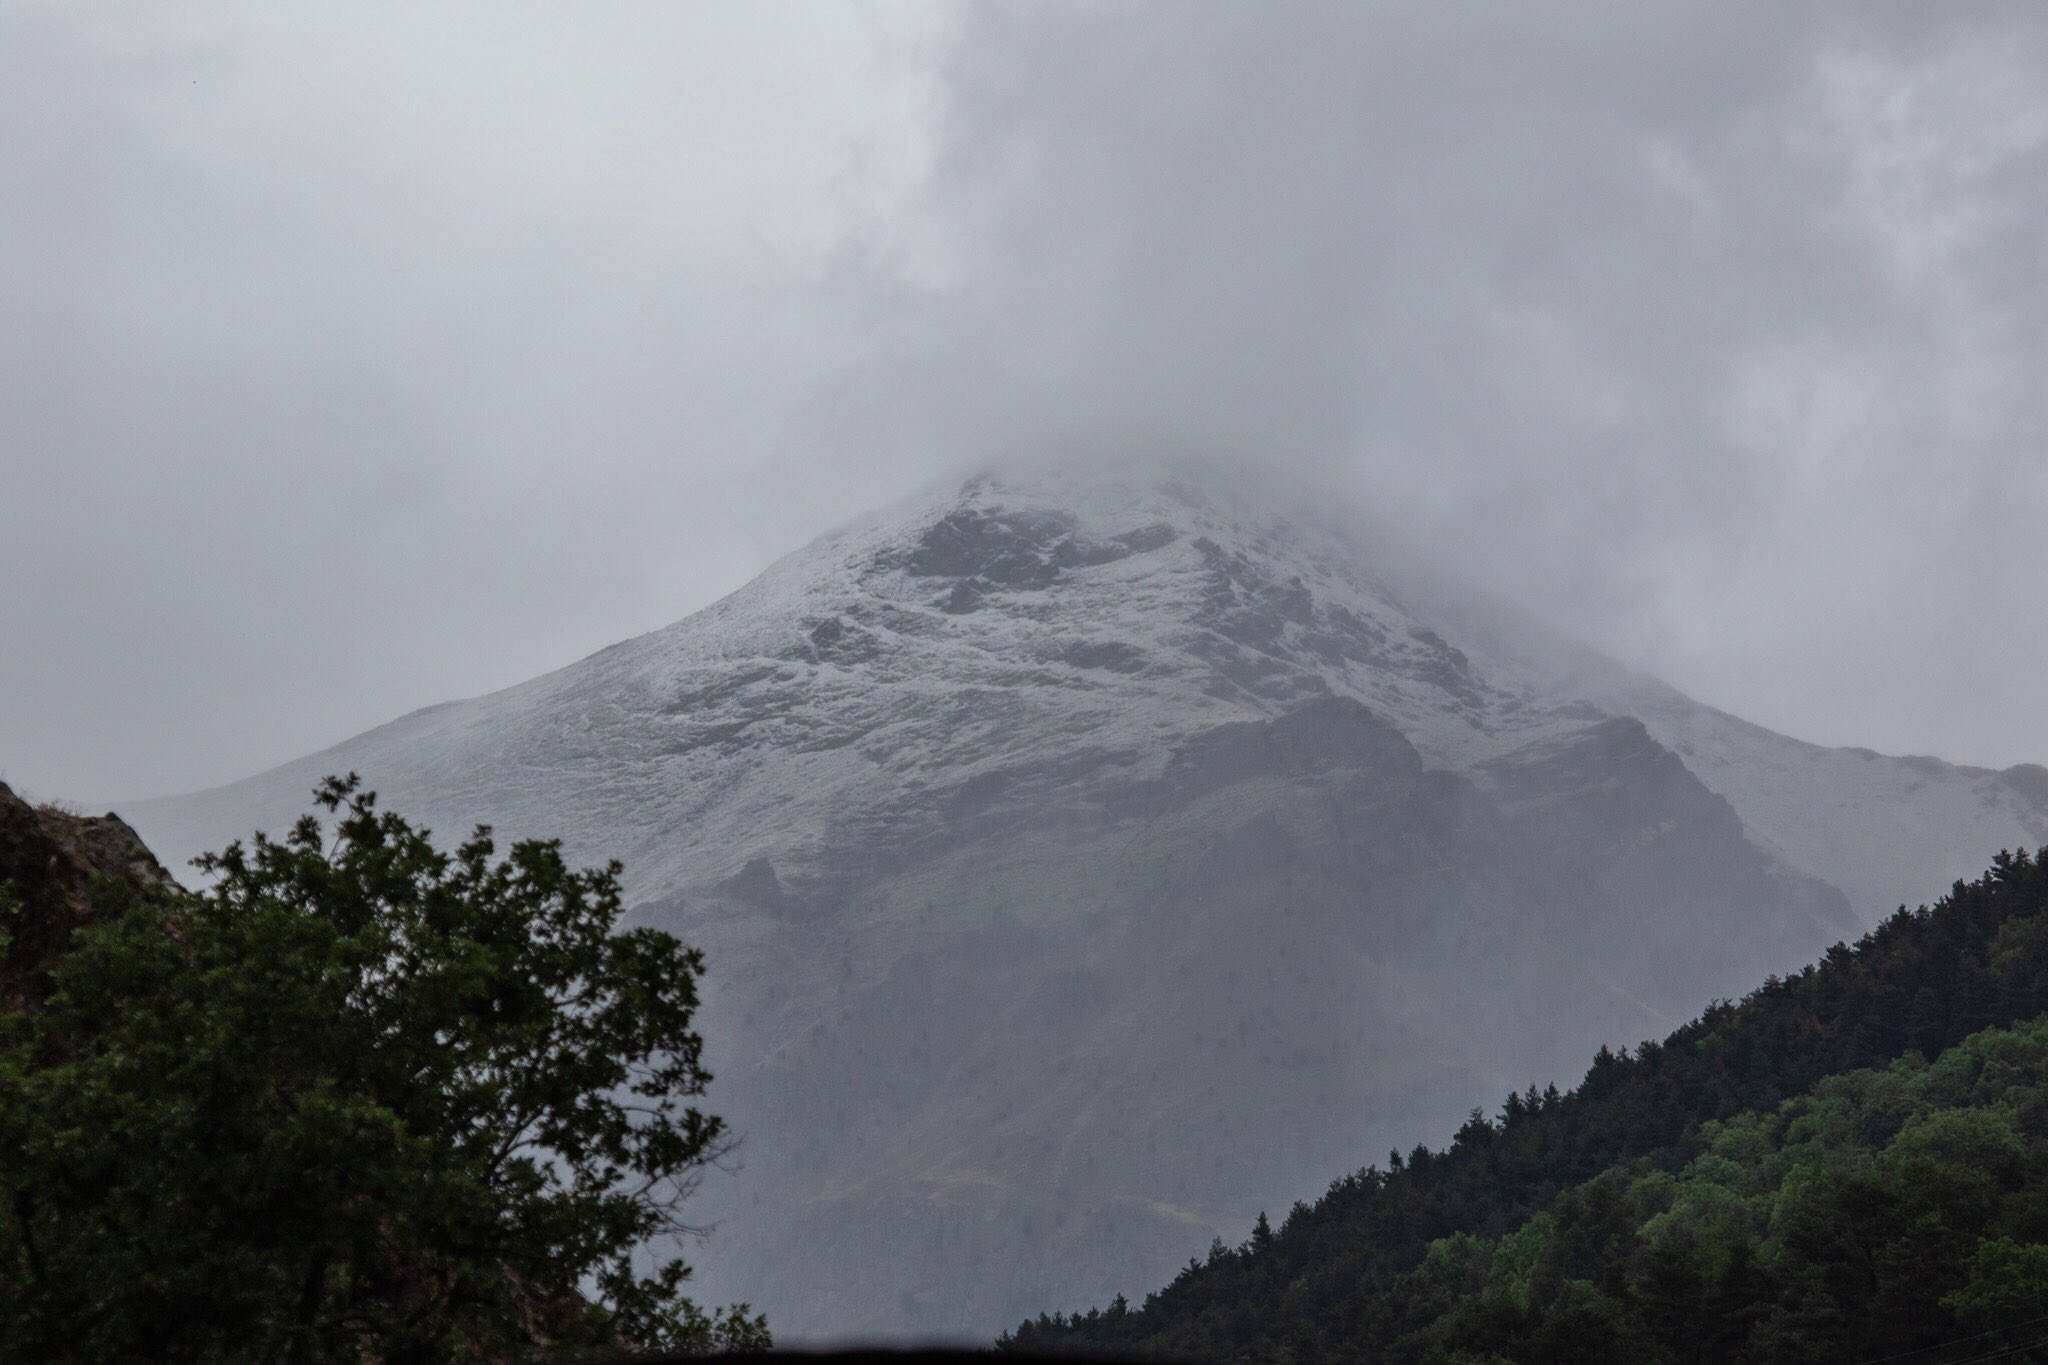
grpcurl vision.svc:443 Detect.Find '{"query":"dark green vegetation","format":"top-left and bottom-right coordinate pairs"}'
top-left (1006, 847), bottom-right (2048, 1362)
top-left (0, 775), bottom-right (767, 1361)
top-left (1405, 1019), bottom-right (2048, 1361)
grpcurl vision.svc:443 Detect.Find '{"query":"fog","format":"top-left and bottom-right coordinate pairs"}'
top-left (3, 1), bottom-right (2044, 800)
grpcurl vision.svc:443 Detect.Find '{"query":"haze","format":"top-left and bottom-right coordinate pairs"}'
top-left (3, 1), bottom-right (2044, 801)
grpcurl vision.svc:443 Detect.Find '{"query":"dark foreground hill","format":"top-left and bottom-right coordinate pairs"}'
top-left (1005, 846), bottom-right (2048, 1362)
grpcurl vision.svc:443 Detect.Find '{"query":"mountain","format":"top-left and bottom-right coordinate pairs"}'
top-left (1004, 848), bottom-right (2048, 1362)
top-left (123, 461), bottom-right (2048, 1339)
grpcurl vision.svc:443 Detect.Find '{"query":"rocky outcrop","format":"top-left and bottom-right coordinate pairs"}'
top-left (0, 780), bottom-right (178, 1008)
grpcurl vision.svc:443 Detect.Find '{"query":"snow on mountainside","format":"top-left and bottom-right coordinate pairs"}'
top-left (131, 461), bottom-right (2043, 921)
top-left (131, 463), bottom-right (1580, 893)
top-left (120, 460), bottom-right (2048, 1339)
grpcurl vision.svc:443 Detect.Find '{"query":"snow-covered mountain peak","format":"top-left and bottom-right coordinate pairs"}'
top-left (469, 461), bottom-right (1600, 893)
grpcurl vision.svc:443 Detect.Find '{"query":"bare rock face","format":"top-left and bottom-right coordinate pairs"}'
top-left (0, 780), bottom-right (178, 1008)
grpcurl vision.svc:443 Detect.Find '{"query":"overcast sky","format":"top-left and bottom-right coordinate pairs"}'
top-left (3, 1), bottom-right (2044, 802)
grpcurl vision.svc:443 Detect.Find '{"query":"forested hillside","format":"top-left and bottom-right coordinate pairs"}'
top-left (1005, 847), bottom-right (2048, 1361)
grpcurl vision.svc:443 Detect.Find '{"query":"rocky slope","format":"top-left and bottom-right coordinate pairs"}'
top-left (121, 462), bottom-right (2048, 1339)
top-left (0, 780), bottom-right (178, 1008)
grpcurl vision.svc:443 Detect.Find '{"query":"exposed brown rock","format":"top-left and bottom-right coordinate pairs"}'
top-left (0, 779), bottom-right (178, 1008)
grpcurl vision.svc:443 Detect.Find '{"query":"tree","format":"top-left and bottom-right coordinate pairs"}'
top-left (1944, 1237), bottom-right (2048, 1332)
top-left (0, 774), bottom-right (767, 1361)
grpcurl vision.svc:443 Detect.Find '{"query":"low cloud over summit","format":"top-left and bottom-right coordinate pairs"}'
top-left (3, 1), bottom-right (2043, 796)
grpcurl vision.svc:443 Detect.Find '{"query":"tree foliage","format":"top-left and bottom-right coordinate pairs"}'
top-left (0, 774), bottom-right (767, 1361)
top-left (1412, 1016), bottom-right (2048, 1361)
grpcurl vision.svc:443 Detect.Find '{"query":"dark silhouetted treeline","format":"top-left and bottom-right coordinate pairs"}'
top-left (1004, 847), bottom-right (2048, 1361)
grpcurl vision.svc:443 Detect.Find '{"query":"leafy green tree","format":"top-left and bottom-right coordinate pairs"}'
top-left (1944, 1237), bottom-right (2048, 1331)
top-left (0, 775), bottom-right (767, 1361)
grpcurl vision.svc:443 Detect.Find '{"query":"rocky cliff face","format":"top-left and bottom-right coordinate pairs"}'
top-left (0, 780), bottom-right (177, 1009)
top-left (117, 462), bottom-right (2048, 1339)
top-left (661, 697), bottom-right (1858, 1335)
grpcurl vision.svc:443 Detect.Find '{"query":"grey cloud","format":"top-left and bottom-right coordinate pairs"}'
top-left (810, 1), bottom-right (2048, 766)
top-left (3, 2), bottom-right (2044, 800)
top-left (0, 3), bottom-right (935, 799)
